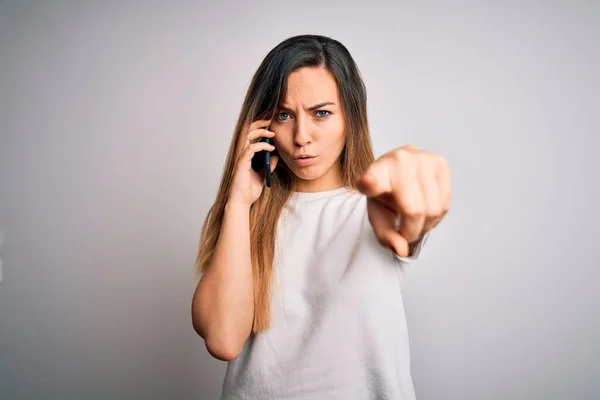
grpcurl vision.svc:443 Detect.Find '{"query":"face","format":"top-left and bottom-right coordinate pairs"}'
top-left (271, 67), bottom-right (346, 192)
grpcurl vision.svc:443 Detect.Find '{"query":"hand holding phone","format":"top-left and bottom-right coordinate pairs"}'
top-left (228, 120), bottom-right (277, 206)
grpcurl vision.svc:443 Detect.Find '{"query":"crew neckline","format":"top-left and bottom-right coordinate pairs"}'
top-left (290, 186), bottom-right (351, 202)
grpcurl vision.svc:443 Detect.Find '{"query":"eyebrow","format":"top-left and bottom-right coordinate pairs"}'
top-left (279, 102), bottom-right (336, 113)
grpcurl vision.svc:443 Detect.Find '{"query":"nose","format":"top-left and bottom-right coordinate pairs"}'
top-left (293, 116), bottom-right (312, 147)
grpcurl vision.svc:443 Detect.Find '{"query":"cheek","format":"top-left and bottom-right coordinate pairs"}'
top-left (273, 131), bottom-right (294, 158)
top-left (323, 119), bottom-right (346, 150)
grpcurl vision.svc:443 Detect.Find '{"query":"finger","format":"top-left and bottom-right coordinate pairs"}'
top-left (244, 141), bottom-right (275, 161)
top-left (436, 157), bottom-right (452, 216)
top-left (249, 119), bottom-right (273, 132)
top-left (238, 141), bottom-right (274, 164)
top-left (270, 154), bottom-right (279, 172)
top-left (392, 164), bottom-right (426, 244)
top-left (358, 155), bottom-right (425, 243)
top-left (247, 128), bottom-right (275, 143)
top-left (237, 127), bottom-right (273, 159)
top-left (420, 164), bottom-right (442, 233)
top-left (367, 198), bottom-right (410, 257)
top-left (357, 158), bottom-right (394, 198)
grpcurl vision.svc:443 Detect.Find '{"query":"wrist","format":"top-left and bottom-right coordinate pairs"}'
top-left (225, 200), bottom-right (252, 213)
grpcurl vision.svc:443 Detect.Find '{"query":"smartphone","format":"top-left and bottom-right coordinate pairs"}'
top-left (251, 136), bottom-right (278, 188)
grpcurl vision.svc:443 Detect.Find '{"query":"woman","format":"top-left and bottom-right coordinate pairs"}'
top-left (191, 34), bottom-right (452, 399)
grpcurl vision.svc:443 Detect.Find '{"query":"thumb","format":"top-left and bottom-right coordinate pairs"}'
top-left (270, 155), bottom-right (279, 172)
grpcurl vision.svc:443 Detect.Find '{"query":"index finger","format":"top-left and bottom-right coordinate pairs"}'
top-left (357, 158), bottom-right (394, 197)
top-left (358, 157), bottom-right (425, 243)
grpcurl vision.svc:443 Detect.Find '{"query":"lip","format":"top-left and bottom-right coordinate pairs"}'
top-left (293, 155), bottom-right (317, 166)
top-left (293, 154), bottom-right (317, 159)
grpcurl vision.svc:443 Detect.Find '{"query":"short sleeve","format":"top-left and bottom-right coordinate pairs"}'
top-left (392, 231), bottom-right (431, 263)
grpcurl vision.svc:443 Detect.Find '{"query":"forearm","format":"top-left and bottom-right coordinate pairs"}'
top-left (192, 201), bottom-right (255, 360)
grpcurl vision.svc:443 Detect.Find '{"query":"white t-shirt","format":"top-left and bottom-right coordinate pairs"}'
top-left (221, 187), bottom-right (429, 400)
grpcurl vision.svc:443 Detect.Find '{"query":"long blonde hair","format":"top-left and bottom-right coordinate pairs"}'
top-left (194, 34), bottom-right (375, 333)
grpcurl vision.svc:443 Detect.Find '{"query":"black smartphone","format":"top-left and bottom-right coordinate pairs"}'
top-left (251, 136), bottom-right (278, 188)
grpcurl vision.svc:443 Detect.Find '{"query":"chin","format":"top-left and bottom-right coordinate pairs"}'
top-left (292, 168), bottom-right (323, 181)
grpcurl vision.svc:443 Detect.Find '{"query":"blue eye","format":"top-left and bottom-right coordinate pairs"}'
top-left (276, 112), bottom-right (290, 121)
top-left (316, 110), bottom-right (330, 118)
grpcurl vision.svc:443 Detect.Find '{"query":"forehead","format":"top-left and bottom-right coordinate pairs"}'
top-left (284, 67), bottom-right (339, 104)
